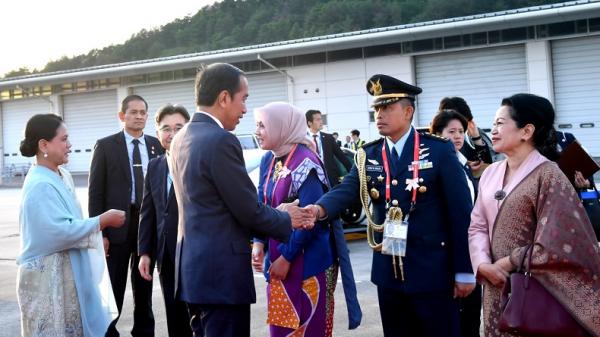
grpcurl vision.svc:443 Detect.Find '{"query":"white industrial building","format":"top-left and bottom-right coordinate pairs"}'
top-left (1, 0), bottom-right (599, 175)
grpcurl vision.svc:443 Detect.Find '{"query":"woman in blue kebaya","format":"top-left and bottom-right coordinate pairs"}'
top-left (16, 114), bottom-right (125, 337)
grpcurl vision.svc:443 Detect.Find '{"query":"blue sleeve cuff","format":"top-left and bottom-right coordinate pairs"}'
top-left (455, 273), bottom-right (476, 283)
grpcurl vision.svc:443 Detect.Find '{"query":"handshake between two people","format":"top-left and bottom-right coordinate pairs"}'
top-left (277, 200), bottom-right (325, 230)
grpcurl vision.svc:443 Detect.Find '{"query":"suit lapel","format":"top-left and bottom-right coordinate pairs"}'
top-left (157, 156), bottom-right (168, 212)
top-left (115, 131), bottom-right (132, 186)
top-left (320, 133), bottom-right (328, 158)
top-left (144, 135), bottom-right (159, 159)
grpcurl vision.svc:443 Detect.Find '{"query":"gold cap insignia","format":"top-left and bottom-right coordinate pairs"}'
top-left (369, 79), bottom-right (383, 96)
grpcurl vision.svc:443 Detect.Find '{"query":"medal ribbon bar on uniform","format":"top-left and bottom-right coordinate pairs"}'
top-left (380, 129), bottom-right (420, 214)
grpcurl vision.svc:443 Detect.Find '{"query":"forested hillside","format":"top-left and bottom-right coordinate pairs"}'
top-left (4, 0), bottom-right (566, 78)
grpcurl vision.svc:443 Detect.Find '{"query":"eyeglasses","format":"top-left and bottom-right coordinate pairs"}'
top-left (159, 126), bottom-right (183, 134)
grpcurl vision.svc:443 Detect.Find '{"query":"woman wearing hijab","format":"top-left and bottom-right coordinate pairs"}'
top-left (17, 114), bottom-right (125, 337)
top-left (468, 94), bottom-right (600, 336)
top-left (251, 102), bottom-right (360, 337)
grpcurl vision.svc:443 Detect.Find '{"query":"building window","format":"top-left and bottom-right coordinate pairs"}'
top-left (327, 48), bottom-right (363, 62)
top-left (547, 22), bottom-right (576, 37)
top-left (364, 43), bottom-right (402, 57)
top-left (589, 18), bottom-right (600, 32)
top-left (501, 27), bottom-right (527, 42)
top-left (443, 35), bottom-right (462, 49)
top-left (293, 52), bottom-right (326, 67)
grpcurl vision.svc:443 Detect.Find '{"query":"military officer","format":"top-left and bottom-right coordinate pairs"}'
top-left (307, 74), bottom-right (475, 337)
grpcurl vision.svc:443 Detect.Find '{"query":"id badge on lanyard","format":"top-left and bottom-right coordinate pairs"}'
top-left (382, 217), bottom-right (408, 257)
top-left (380, 130), bottom-right (420, 258)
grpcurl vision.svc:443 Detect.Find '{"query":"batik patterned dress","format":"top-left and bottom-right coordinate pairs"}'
top-left (469, 151), bottom-right (600, 337)
top-left (258, 144), bottom-right (337, 337)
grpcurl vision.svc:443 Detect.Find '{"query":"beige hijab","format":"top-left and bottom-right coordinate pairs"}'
top-left (254, 102), bottom-right (315, 157)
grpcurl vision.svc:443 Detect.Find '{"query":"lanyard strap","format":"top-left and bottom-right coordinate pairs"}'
top-left (410, 131), bottom-right (420, 210)
top-left (381, 130), bottom-right (420, 210)
top-left (263, 144), bottom-right (298, 206)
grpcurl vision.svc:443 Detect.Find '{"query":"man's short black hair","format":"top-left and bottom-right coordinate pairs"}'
top-left (305, 109), bottom-right (322, 125)
top-left (438, 97), bottom-right (473, 121)
top-left (351, 129), bottom-right (360, 137)
top-left (155, 104), bottom-right (191, 125)
top-left (121, 94), bottom-right (148, 113)
top-left (195, 63), bottom-right (245, 107)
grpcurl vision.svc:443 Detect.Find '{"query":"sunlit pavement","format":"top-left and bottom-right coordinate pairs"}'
top-left (0, 186), bottom-right (384, 337)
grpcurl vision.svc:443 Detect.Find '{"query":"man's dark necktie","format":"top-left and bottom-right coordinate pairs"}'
top-left (391, 146), bottom-right (400, 170)
top-left (132, 139), bottom-right (144, 206)
top-left (313, 134), bottom-right (320, 155)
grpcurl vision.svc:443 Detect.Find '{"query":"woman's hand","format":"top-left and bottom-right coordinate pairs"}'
top-left (468, 120), bottom-right (479, 137)
top-left (494, 256), bottom-right (515, 273)
top-left (269, 255), bottom-right (291, 281)
top-left (99, 209), bottom-right (126, 230)
top-left (467, 160), bottom-right (482, 171)
top-left (477, 262), bottom-right (509, 288)
top-left (252, 242), bottom-right (265, 273)
top-left (574, 171), bottom-right (591, 189)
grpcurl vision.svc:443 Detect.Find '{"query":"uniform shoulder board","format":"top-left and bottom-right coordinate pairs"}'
top-left (361, 137), bottom-right (384, 148)
top-left (419, 131), bottom-right (449, 142)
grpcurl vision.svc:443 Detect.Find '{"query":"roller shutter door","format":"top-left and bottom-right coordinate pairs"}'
top-left (63, 90), bottom-right (120, 173)
top-left (1, 98), bottom-right (52, 170)
top-left (133, 81), bottom-right (196, 137)
top-left (552, 36), bottom-right (600, 156)
top-left (416, 46), bottom-right (528, 130)
top-left (133, 72), bottom-right (287, 137)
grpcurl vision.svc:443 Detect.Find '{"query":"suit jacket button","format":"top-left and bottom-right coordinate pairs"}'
top-left (440, 241), bottom-right (445, 247)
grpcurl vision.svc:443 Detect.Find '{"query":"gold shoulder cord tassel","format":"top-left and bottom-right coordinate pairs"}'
top-left (357, 149), bottom-right (405, 280)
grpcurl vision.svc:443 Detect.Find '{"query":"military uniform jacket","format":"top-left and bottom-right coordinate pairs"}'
top-left (318, 130), bottom-right (473, 293)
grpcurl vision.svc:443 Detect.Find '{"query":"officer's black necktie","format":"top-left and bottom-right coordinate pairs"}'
top-left (132, 139), bottom-right (144, 206)
top-left (391, 146), bottom-right (400, 170)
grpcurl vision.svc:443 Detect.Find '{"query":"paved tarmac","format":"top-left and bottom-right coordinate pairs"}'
top-left (0, 186), bottom-right (383, 337)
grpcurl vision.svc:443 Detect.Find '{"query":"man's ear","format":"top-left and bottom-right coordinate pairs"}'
top-left (217, 90), bottom-right (230, 108)
top-left (405, 105), bottom-right (415, 120)
top-left (118, 111), bottom-right (126, 122)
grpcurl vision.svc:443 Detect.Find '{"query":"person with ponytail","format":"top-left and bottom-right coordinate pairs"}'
top-left (16, 114), bottom-right (125, 337)
top-left (468, 94), bottom-right (600, 336)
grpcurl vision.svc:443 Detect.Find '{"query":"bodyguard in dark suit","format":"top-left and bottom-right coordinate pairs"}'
top-left (306, 109), bottom-right (352, 186)
top-left (138, 104), bottom-right (192, 337)
top-left (308, 75), bottom-right (475, 337)
top-left (168, 63), bottom-right (316, 337)
top-left (88, 95), bottom-right (163, 337)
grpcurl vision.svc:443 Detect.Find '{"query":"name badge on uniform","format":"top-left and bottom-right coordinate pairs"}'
top-left (366, 165), bottom-right (384, 172)
top-left (382, 218), bottom-right (408, 257)
top-left (408, 160), bottom-right (433, 171)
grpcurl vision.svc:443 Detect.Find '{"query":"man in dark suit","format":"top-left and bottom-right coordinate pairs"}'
top-left (89, 94), bottom-right (163, 337)
top-left (138, 104), bottom-right (192, 337)
top-left (332, 132), bottom-right (342, 147)
top-left (307, 75), bottom-right (475, 337)
top-left (306, 109), bottom-right (352, 186)
top-left (168, 63), bottom-right (315, 337)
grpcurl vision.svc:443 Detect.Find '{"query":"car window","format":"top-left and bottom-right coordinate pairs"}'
top-left (237, 134), bottom-right (258, 150)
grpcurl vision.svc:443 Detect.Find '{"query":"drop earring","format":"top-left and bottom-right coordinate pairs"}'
top-left (43, 152), bottom-right (48, 158)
